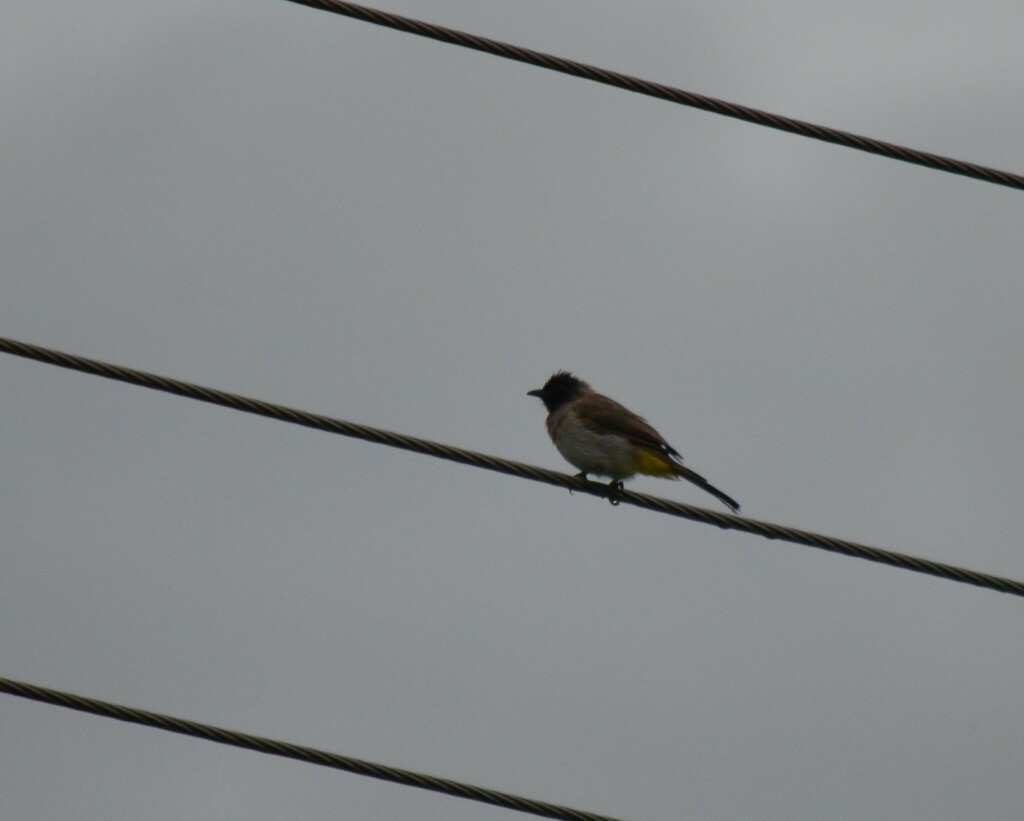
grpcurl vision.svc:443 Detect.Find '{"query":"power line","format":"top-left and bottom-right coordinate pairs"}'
top-left (282, 0), bottom-right (1024, 192)
top-left (3, 335), bottom-right (1023, 598)
top-left (0, 676), bottom-right (625, 821)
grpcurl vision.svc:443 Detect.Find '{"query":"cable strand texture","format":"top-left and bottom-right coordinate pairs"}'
top-left (3, 336), bottom-right (1023, 598)
top-left (0, 677), bottom-right (624, 821)
top-left (283, 0), bottom-right (1024, 192)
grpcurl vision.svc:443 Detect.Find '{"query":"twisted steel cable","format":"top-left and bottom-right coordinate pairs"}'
top-left (3, 335), bottom-right (1023, 598)
top-left (0, 677), bottom-right (624, 821)
top-left (283, 0), bottom-right (1024, 192)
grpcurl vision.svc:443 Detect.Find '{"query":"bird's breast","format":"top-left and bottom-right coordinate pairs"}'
top-left (548, 409), bottom-right (637, 479)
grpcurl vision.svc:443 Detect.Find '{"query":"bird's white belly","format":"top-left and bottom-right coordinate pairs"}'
top-left (552, 425), bottom-right (636, 480)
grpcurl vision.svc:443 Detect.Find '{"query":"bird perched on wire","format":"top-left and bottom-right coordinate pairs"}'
top-left (528, 371), bottom-right (740, 513)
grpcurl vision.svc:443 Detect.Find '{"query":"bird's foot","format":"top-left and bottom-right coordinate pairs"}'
top-left (607, 479), bottom-right (624, 506)
top-left (569, 471), bottom-right (589, 495)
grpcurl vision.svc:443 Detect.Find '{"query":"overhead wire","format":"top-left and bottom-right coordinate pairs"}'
top-left (0, 676), bottom-right (625, 821)
top-left (3, 335), bottom-right (1023, 599)
top-left (281, 0), bottom-right (1024, 192)
top-left (9, 8), bottom-right (1021, 818)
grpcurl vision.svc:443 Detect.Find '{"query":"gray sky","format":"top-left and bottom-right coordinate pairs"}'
top-left (4, 2), bottom-right (1024, 819)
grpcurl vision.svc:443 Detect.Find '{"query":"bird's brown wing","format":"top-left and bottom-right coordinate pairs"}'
top-left (576, 392), bottom-right (741, 512)
top-left (575, 393), bottom-right (682, 458)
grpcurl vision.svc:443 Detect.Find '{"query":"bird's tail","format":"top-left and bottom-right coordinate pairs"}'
top-left (673, 464), bottom-right (741, 513)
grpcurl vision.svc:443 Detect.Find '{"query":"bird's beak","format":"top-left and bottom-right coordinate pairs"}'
top-left (527, 389), bottom-right (545, 398)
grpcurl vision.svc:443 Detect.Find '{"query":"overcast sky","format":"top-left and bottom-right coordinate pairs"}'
top-left (4, 2), bottom-right (1024, 819)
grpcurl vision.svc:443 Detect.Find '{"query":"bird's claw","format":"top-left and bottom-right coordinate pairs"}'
top-left (568, 473), bottom-right (623, 506)
top-left (569, 471), bottom-right (589, 496)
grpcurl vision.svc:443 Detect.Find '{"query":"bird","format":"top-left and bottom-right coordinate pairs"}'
top-left (528, 371), bottom-right (740, 512)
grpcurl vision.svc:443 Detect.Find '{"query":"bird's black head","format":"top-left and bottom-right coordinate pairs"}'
top-left (527, 371), bottom-right (588, 413)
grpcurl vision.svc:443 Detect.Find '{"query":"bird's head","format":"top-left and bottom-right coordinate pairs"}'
top-left (527, 371), bottom-right (588, 413)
